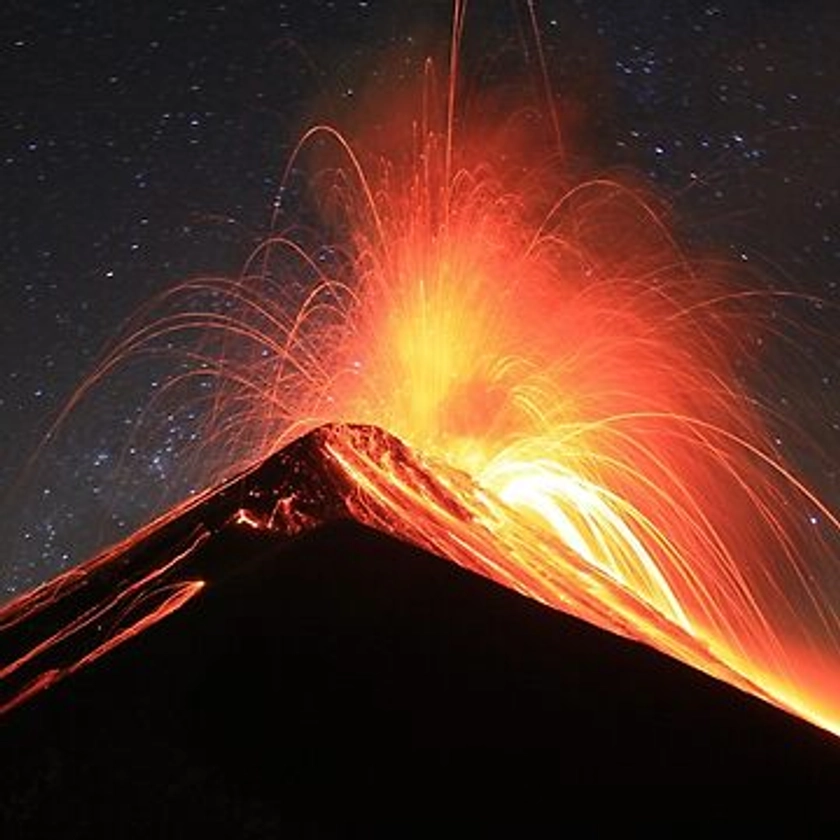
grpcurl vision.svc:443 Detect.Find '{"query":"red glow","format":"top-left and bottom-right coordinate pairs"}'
top-left (234, 508), bottom-right (267, 530)
top-left (0, 531), bottom-right (208, 714)
top-left (6, 1), bottom-right (838, 739)
top-left (205, 1), bottom-right (837, 735)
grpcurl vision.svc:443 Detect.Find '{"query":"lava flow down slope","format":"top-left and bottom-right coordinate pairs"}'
top-left (0, 424), bottom-right (838, 825)
top-left (1, 0), bottom-right (839, 814)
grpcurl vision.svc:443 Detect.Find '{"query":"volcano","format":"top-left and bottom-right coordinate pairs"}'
top-left (1, 424), bottom-right (838, 832)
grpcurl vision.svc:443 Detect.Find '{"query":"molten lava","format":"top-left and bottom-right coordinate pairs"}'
top-left (4, 1), bottom-right (838, 739)
top-left (215, 4), bottom-right (839, 735)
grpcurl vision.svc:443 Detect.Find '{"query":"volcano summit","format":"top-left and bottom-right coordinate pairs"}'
top-left (1, 425), bottom-right (838, 833)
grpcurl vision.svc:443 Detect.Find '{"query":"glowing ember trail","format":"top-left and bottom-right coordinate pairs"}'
top-left (187, 4), bottom-right (838, 735)
top-left (7, 1), bottom-right (839, 737)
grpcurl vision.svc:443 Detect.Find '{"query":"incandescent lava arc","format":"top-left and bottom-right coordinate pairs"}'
top-left (4, 0), bottom-right (839, 743)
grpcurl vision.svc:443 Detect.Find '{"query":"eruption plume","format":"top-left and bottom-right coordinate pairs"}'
top-left (4, 1), bottom-right (839, 738)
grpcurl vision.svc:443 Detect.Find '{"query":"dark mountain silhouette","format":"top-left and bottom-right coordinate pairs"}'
top-left (1, 424), bottom-right (838, 834)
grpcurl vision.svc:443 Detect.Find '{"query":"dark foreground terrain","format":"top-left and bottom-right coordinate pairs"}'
top-left (1, 426), bottom-right (838, 834)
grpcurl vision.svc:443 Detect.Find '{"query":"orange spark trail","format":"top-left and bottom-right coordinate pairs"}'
top-left (199, 0), bottom-right (838, 736)
top-left (10, 1), bottom-right (838, 738)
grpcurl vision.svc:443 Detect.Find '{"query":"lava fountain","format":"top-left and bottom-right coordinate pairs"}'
top-left (12, 1), bottom-right (840, 736)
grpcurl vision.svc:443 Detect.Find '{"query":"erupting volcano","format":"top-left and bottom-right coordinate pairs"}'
top-left (2, 0), bottom-right (838, 784)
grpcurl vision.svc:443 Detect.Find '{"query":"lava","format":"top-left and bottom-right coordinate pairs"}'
top-left (213, 4), bottom-right (838, 733)
top-left (4, 1), bottom-right (839, 737)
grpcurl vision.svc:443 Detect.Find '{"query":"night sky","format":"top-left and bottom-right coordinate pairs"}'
top-left (1, 0), bottom-right (838, 600)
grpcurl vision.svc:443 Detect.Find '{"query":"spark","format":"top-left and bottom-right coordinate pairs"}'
top-left (195, 0), bottom-right (835, 735)
top-left (5, 0), bottom-right (838, 738)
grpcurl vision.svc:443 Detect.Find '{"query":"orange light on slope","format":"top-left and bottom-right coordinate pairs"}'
top-left (230, 5), bottom-right (838, 736)
top-left (46, 1), bottom-right (838, 738)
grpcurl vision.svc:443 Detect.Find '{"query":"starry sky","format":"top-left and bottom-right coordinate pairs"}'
top-left (1, 0), bottom-right (838, 600)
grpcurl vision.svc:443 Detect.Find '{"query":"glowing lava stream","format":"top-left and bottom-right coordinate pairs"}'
top-left (20, 1), bottom-right (839, 737)
top-left (214, 0), bottom-right (838, 736)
